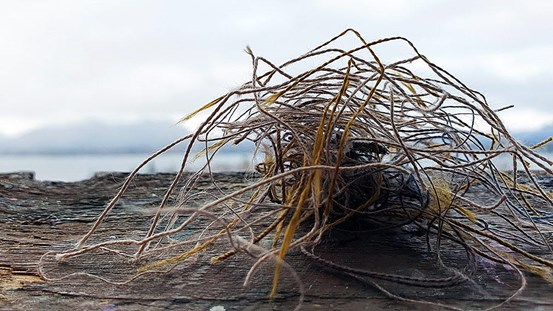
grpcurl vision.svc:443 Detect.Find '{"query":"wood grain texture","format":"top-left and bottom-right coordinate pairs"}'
top-left (1, 172), bottom-right (552, 310)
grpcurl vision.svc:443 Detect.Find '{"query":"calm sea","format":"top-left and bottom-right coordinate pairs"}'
top-left (0, 152), bottom-right (551, 182)
top-left (0, 152), bottom-right (255, 181)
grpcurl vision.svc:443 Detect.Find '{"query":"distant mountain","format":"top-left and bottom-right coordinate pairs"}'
top-left (0, 119), bottom-right (254, 155)
top-left (513, 125), bottom-right (553, 151)
top-left (0, 120), bottom-right (186, 154)
top-left (0, 119), bottom-right (549, 155)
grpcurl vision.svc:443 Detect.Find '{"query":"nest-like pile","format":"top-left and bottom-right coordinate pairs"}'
top-left (44, 29), bottom-right (553, 309)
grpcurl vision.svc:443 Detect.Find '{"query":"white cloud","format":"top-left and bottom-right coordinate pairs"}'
top-left (499, 109), bottom-right (553, 132)
top-left (1, 0), bottom-right (553, 136)
top-left (484, 47), bottom-right (553, 82)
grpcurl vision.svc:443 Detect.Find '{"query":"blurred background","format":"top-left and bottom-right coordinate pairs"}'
top-left (1, 0), bottom-right (552, 181)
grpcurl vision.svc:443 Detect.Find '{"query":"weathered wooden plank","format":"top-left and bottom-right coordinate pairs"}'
top-left (1, 172), bottom-right (553, 310)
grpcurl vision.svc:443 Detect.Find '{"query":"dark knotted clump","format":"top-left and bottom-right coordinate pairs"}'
top-left (336, 140), bottom-right (428, 223)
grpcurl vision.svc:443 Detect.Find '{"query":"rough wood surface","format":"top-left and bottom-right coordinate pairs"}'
top-left (1, 171), bottom-right (553, 311)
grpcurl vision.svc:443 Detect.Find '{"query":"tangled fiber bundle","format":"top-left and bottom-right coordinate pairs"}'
top-left (45, 29), bottom-right (553, 309)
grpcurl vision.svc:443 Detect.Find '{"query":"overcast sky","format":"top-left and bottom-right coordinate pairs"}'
top-left (1, 0), bottom-right (553, 137)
